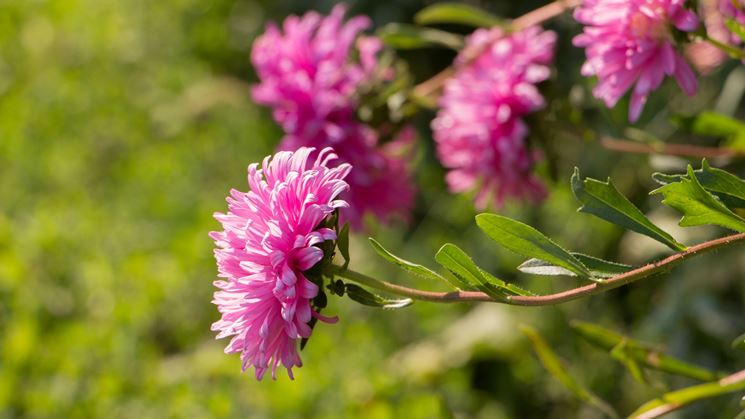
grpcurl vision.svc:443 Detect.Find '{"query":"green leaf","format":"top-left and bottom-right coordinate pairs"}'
top-left (344, 283), bottom-right (413, 309)
top-left (732, 332), bottom-right (745, 350)
top-left (726, 19), bottom-right (745, 44)
top-left (519, 253), bottom-right (633, 279)
top-left (368, 238), bottom-right (461, 290)
top-left (571, 168), bottom-right (686, 251)
top-left (517, 258), bottom-right (576, 277)
top-left (571, 321), bottom-right (720, 382)
top-left (610, 340), bottom-right (648, 385)
top-left (651, 165), bottom-right (745, 232)
top-left (652, 160), bottom-right (745, 209)
top-left (434, 243), bottom-right (509, 299)
top-left (477, 266), bottom-right (537, 297)
top-left (475, 214), bottom-right (593, 280)
top-left (629, 371), bottom-right (745, 418)
top-left (377, 23), bottom-right (464, 50)
top-left (414, 2), bottom-right (503, 27)
top-left (337, 222), bottom-right (350, 269)
top-left (690, 111), bottom-right (745, 139)
top-left (521, 326), bottom-right (620, 419)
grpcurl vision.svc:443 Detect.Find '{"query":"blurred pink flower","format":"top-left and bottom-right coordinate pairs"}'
top-left (210, 147), bottom-right (350, 380)
top-left (720, 0), bottom-right (745, 43)
top-left (686, 0), bottom-right (730, 74)
top-left (251, 4), bottom-right (415, 226)
top-left (432, 27), bottom-right (555, 209)
top-left (574, 0), bottom-right (700, 122)
top-left (279, 123), bottom-right (415, 227)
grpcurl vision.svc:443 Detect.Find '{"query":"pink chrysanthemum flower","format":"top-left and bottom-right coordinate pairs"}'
top-left (251, 4), bottom-right (378, 138)
top-left (251, 4), bottom-right (415, 226)
top-left (574, 0), bottom-right (700, 122)
top-left (279, 122), bottom-right (415, 227)
top-left (210, 147), bottom-right (350, 380)
top-left (432, 27), bottom-right (556, 209)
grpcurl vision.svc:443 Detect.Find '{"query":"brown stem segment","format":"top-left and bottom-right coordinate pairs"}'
top-left (601, 137), bottom-right (745, 159)
top-left (411, 0), bottom-right (581, 99)
top-left (335, 232), bottom-right (745, 305)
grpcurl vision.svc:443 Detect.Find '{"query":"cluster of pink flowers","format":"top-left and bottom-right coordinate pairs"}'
top-left (574, 0), bottom-right (700, 122)
top-left (251, 4), bottom-right (414, 227)
top-left (211, 147), bottom-right (349, 380)
top-left (431, 27), bottom-right (556, 209)
top-left (212, 2), bottom-right (745, 380)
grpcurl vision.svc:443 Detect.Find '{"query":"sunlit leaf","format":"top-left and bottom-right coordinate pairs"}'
top-left (414, 2), bottom-right (503, 27)
top-left (518, 253), bottom-right (632, 279)
top-left (522, 326), bottom-right (619, 419)
top-left (571, 168), bottom-right (686, 251)
top-left (435, 243), bottom-right (509, 299)
top-left (475, 214), bottom-right (593, 280)
top-left (652, 160), bottom-right (745, 209)
top-left (344, 283), bottom-right (413, 309)
top-left (651, 165), bottom-right (745, 232)
top-left (377, 23), bottom-right (464, 50)
top-left (369, 238), bottom-right (461, 289)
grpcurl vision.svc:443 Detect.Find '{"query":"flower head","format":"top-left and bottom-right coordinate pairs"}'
top-left (210, 147), bottom-right (350, 380)
top-left (251, 4), bottom-right (415, 226)
top-left (574, 0), bottom-right (700, 122)
top-left (251, 4), bottom-right (378, 138)
top-left (432, 27), bottom-right (555, 209)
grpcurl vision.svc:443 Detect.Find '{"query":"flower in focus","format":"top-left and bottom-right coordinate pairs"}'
top-left (251, 4), bottom-right (415, 226)
top-left (210, 147), bottom-right (350, 380)
top-left (432, 27), bottom-right (556, 209)
top-left (574, 0), bottom-right (700, 122)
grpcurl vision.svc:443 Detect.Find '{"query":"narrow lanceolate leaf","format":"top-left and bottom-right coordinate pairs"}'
top-left (377, 23), bottom-right (464, 50)
top-left (522, 326), bottom-right (620, 419)
top-left (478, 267), bottom-right (536, 296)
top-left (571, 321), bottom-right (720, 382)
top-left (610, 341), bottom-right (648, 385)
top-left (344, 283), bottom-right (413, 309)
top-left (475, 214), bottom-right (592, 280)
top-left (369, 238), bottom-right (461, 290)
top-left (337, 222), bottom-right (350, 269)
top-left (414, 2), bottom-right (504, 28)
top-left (651, 165), bottom-right (745, 232)
top-left (519, 253), bottom-right (633, 279)
top-left (571, 168), bottom-right (686, 251)
top-left (435, 243), bottom-right (509, 300)
top-left (652, 160), bottom-right (745, 209)
top-left (629, 370), bottom-right (745, 419)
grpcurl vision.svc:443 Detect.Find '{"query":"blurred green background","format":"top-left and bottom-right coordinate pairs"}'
top-left (2, 0), bottom-right (745, 417)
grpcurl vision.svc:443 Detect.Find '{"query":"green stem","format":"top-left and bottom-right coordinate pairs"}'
top-left (332, 232), bottom-right (745, 306)
top-left (703, 34), bottom-right (745, 60)
top-left (630, 368), bottom-right (745, 418)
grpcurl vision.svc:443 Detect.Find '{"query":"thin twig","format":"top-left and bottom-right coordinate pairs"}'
top-left (333, 232), bottom-right (745, 305)
top-left (630, 368), bottom-right (745, 419)
top-left (601, 137), bottom-right (745, 159)
top-left (411, 0), bottom-right (581, 99)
